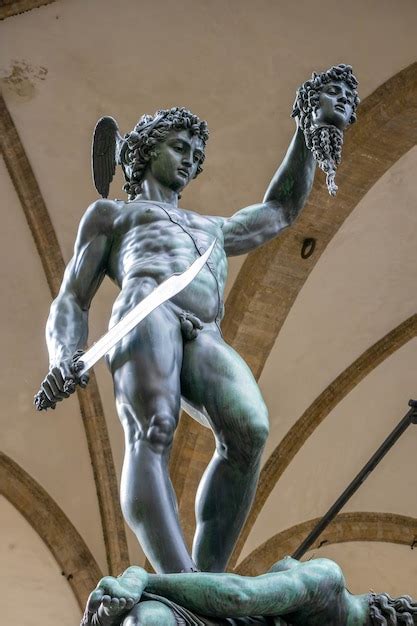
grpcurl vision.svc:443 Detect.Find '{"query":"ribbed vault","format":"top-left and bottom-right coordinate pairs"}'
top-left (0, 451), bottom-right (101, 609)
top-left (171, 62), bottom-right (417, 553)
top-left (0, 93), bottom-right (128, 575)
top-left (235, 512), bottom-right (417, 576)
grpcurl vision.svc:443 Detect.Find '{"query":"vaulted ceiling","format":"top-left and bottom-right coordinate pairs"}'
top-left (1, 1), bottom-right (417, 623)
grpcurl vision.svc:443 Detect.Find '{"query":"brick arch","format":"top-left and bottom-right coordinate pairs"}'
top-left (230, 314), bottom-right (417, 567)
top-left (0, 1), bottom-right (57, 21)
top-left (0, 451), bottom-right (102, 609)
top-left (235, 511), bottom-right (417, 576)
top-left (0, 94), bottom-right (128, 575)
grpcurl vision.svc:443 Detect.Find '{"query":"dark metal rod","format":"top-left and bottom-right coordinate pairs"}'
top-left (292, 399), bottom-right (417, 560)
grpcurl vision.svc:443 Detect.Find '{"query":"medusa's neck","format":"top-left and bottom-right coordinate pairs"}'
top-left (344, 592), bottom-right (372, 626)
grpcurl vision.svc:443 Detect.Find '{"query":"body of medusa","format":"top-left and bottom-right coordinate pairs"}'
top-left (120, 107), bottom-right (209, 199)
top-left (292, 63), bottom-right (360, 195)
top-left (81, 562), bottom-right (417, 626)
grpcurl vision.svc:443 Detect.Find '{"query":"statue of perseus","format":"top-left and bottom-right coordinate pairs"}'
top-left (37, 64), bottom-right (359, 575)
top-left (81, 557), bottom-right (417, 625)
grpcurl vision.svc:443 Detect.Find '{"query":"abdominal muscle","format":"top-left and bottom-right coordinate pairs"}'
top-left (110, 270), bottom-right (222, 327)
top-left (108, 203), bottom-right (227, 326)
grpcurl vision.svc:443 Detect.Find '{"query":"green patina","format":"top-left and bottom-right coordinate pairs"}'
top-left (82, 558), bottom-right (374, 626)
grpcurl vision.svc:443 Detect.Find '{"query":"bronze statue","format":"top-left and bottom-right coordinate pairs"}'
top-left (37, 65), bottom-right (359, 574)
top-left (292, 63), bottom-right (359, 195)
top-left (81, 557), bottom-right (416, 625)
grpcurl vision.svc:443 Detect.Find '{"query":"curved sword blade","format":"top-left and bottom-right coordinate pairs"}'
top-left (78, 239), bottom-right (216, 375)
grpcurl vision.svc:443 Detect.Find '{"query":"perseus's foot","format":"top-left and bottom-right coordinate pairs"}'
top-left (81, 568), bottom-right (148, 626)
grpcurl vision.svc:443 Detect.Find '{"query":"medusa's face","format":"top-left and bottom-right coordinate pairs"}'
top-left (149, 129), bottom-right (205, 192)
top-left (313, 81), bottom-right (354, 131)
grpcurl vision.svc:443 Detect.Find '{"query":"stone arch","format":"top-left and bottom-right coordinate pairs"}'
top-left (235, 511), bottom-right (417, 576)
top-left (230, 314), bottom-right (417, 566)
top-left (0, 94), bottom-right (129, 574)
top-left (0, 451), bottom-right (101, 609)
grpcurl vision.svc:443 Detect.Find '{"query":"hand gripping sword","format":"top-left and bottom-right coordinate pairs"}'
top-left (35, 240), bottom-right (216, 411)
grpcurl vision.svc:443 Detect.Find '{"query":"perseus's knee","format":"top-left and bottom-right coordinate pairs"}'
top-left (220, 404), bottom-right (269, 464)
top-left (144, 413), bottom-right (177, 451)
top-left (246, 416), bottom-right (269, 455)
top-left (242, 400), bottom-right (269, 450)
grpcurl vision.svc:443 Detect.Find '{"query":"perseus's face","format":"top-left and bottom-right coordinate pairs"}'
top-left (313, 81), bottom-right (354, 131)
top-left (149, 129), bottom-right (205, 193)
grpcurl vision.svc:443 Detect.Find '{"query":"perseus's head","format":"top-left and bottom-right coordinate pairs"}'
top-left (120, 107), bottom-right (209, 199)
top-left (370, 592), bottom-right (417, 625)
top-left (292, 64), bottom-right (359, 195)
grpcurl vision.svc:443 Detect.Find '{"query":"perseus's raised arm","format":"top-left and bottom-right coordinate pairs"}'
top-left (221, 125), bottom-right (316, 256)
top-left (38, 200), bottom-right (115, 409)
top-left (221, 64), bottom-right (359, 256)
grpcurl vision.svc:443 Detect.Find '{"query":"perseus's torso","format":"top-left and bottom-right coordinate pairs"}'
top-left (107, 200), bottom-right (228, 324)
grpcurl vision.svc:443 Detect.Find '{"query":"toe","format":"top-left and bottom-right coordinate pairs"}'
top-left (86, 589), bottom-right (104, 614)
top-left (102, 595), bottom-right (111, 608)
top-left (109, 597), bottom-right (120, 614)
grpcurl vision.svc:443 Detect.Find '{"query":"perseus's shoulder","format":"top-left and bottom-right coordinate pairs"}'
top-left (203, 214), bottom-right (226, 236)
top-left (78, 198), bottom-right (120, 239)
top-left (204, 214), bottom-right (226, 227)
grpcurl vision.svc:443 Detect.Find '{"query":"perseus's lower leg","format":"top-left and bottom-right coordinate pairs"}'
top-left (110, 307), bottom-right (197, 573)
top-left (182, 330), bottom-right (269, 572)
top-left (118, 411), bottom-right (196, 573)
top-left (192, 423), bottom-right (267, 572)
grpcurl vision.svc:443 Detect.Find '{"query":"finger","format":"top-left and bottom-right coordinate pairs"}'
top-left (73, 359), bottom-right (85, 374)
top-left (63, 378), bottom-right (77, 394)
top-left (50, 367), bottom-right (66, 393)
top-left (79, 374), bottom-right (90, 388)
top-left (37, 391), bottom-right (56, 411)
top-left (46, 375), bottom-right (65, 400)
top-left (41, 380), bottom-right (58, 403)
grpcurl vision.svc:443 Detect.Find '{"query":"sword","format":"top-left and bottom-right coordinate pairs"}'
top-left (35, 240), bottom-right (216, 411)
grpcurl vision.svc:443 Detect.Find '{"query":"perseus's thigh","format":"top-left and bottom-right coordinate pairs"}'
top-left (107, 302), bottom-right (183, 424)
top-left (181, 327), bottom-right (268, 436)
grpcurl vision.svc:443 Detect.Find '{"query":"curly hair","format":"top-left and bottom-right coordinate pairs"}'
top-left (291, 64), bottom-right (359, 196)
top-left (370, 592), bottom-right (417, 625)
top-left (120, 107), bottom-right (209, 199)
